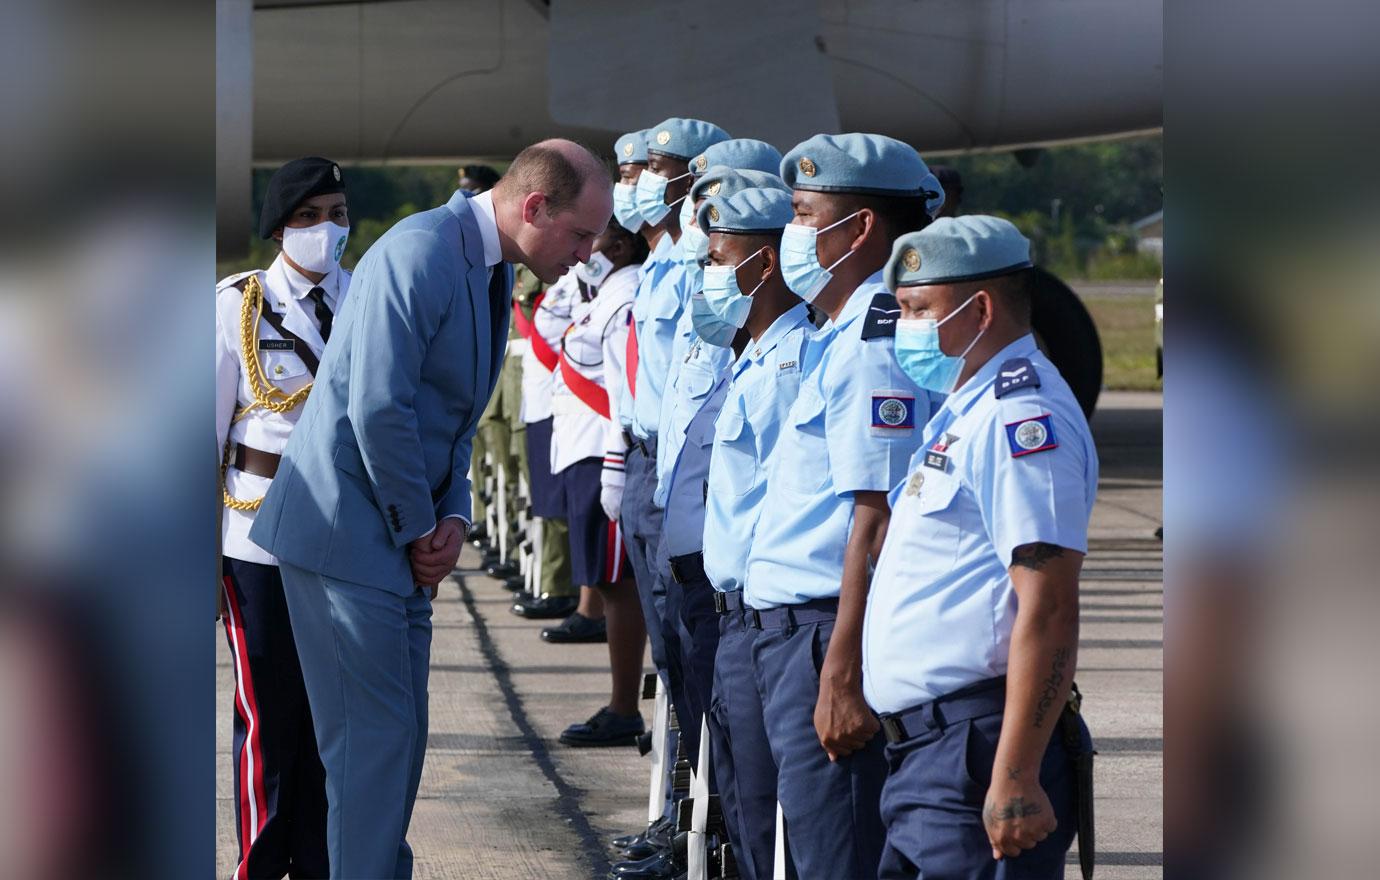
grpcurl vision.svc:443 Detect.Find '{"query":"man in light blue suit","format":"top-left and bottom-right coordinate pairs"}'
top-left (250, 140), bottom-right (613, 879)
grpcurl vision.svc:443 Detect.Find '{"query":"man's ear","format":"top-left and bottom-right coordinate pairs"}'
top-left (975, 289), bottom-right (995, 332)
top-left (759, 246), bottom-right (778, 282)
top-left (851, 208), bottom-right (875, 252)
top-left (520, 192), bottom-right (547, 225)
top-left (272, 228), bottom-right (285, 243)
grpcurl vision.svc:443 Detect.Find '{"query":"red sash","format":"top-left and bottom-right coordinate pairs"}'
top-left (559, 344), bottom-right (611, 419)
top-left (625, 314), bottom-right (639, 399)
top-left (512, 293), bottom-right (559, 373)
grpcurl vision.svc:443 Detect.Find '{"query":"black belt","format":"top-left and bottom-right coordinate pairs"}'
top-left (746, 597), bottom-right (838, 630)
top-left (233, 443), bottom-right (281, 479)
top-left (668, 552), bottom-right (706, 585)
top-left (713, 589), bottom-right (746, 614)
top-left (878, 676), bottom-right (1008, 745)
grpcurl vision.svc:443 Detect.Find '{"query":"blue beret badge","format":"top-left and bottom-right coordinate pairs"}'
top-left (1005, 413), bottom-right (1058, 457)
top-left (871, 392), bottom-right (916, 432)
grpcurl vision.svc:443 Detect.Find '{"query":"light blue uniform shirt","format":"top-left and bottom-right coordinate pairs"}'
top-left (655, 331), bottom-right (735, 508)
top-left (660, 368), bottom-right (731, 557)
top-left (702, 304), bottom-right (814, 593)
top-left (744, 272), bottom-right (941, 608)
top-left (631, 237), bottom-right (690, 439)
top-left (620, 234), bottom-right (679, 431)
top-left (861, 335), bottom-right (1098, 714)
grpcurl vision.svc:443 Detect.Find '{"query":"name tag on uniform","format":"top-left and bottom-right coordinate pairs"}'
top-left (923, 450), bottom-right (948, 470)
top-left (259, 339), bottom-right (295, 351)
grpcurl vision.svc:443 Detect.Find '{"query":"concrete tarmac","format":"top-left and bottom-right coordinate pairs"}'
top-left (217, 391), bottom-right (1162, 879)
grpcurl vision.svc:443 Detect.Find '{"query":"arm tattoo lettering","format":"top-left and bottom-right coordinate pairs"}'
top-left (1006, 766), bottom-right (1021, 780)
top-left (1011, 542), bottom-right (1066, 571)
top-left (1032, 647), bottom-right (1071, 729)
top-left (984, 796), bottom-right (1043, 825)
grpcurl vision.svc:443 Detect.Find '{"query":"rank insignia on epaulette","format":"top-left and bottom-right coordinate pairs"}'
top-left (871, 393), bottom-right (915, 430)
top-left (1005, 413), bottom-right (1058, 457)
top-left (861, 293), bottom-right (901, 340)
top-left (259, 339), bottom-right (295, 351)
top-left (995, 357), bottom-right (1041, 398)
top-left (923, 450), bottom-right (948, 470)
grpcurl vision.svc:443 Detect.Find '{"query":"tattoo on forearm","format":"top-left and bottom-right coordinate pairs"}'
top-left (1033, 647), bottom-right (1071, 729)
top-left (1006, 766), bottom-right (1021, 780)
top-left (1011, 542), bottom-right (1066, 571)
top-left (984, 796), bottom-right (1043, 825)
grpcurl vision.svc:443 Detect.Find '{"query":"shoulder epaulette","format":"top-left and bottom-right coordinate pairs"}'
top-left (994, 357), bottom-right (1041, 398)
top-left (860, 293), bottom-right (901, 340)
top-left (216, 269), bottom-right (262, 294)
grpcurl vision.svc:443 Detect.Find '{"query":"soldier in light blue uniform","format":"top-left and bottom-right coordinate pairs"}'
top-left (742, 133), bottom-right (946, 879)
top-left (620, 117), bottom-right (729, 745)
top-left (695, 187), bottom-right (813, 880)
top-left (656, 166), bottom-right (790, 508)
top-left (863, 217), bottom-right (1097, 880)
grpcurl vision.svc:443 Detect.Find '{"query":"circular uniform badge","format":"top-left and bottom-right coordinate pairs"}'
top-left (622, 142), bottom-right (634, 158)
top-left (902, 247), bottom-right (921, 272)
top-left (877, 398), bottom-right (907, 426)
top-left (1015, 419), bottom-right (1048, 450)
top-left (656, 130), bottom-right (671, 145)
top-left (333, 234), bottom-right (347, 261)
top-left (706, 181), bottom-right (721, 196)
top-left (333, 165), bottom-right (342, 181)
top-left (695, 155), bottom-right (708, 171)
top-left (799, 156), bottom-right (817, 177)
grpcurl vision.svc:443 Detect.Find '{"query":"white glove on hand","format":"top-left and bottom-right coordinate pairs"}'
top-left (600, 482), bottom-right (624, 523)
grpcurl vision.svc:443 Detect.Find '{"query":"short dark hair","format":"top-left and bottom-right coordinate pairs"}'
top-left (977, 267), bottom-right (1033, 326)
top-left (606, 219), bottom-right (650, 264)
top-left (931, 166), bottom-right (963, 212)
top-left (496, 142), bottom-right (609, 215)
top-left (460, 164), bottom-right (501, 190)
top-left (839, 192), bottom-right (933, 241)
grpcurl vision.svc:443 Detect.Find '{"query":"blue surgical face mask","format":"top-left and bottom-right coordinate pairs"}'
top-left (612, 182), bottom-right (644, 232)
top-left (893, 293), bottom-right (984, 393)
top-left (679, 201), bottom-right (709, 265)
top-left (702, 247), bottom-right (767, 329)
top-left (690, 290), bottom-right (739, 348)
top-left (635, 168), bottom-right (691, 226)
top-left (778, 211), bottom-right (861, 303)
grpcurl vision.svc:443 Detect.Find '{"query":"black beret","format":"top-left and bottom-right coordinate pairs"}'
top-left (258, 157), bottom-right (346, 239)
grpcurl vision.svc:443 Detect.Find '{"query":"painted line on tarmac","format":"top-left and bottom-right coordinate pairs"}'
top-left (456, 573), bottom-right (613, 877)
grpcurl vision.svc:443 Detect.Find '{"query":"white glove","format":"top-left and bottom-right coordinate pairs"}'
top-left (600, 482), bottom-right (624, 523)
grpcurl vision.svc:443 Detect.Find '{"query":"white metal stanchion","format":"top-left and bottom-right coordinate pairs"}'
top-left (773, 801), bottom-right (787, 880)
top-left (646, 677), bottom-right (670, 825)
top-left (687, 716), bottom-right (712, 880)
top-left (495, 461), bottom-right (509, 562)
top-left (482, 452), bottom-right (498, 543)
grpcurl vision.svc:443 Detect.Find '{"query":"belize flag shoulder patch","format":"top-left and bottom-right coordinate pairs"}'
top-left (871, 392), bottom-right (916, 431)
top-left (1005, 413), bottom-right (1058, 457)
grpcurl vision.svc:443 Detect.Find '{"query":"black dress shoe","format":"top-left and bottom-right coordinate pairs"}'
top-left (620, 819), bottom-right (673, 860)
top-left (503, 574), bottom-right (527, 592)
top-left (559, 706), bottom-right (644, 747)
top-left (487, 560), bottom-right (519, 578)
top-left (541, 612), bottom-right (607, 644)
top-left (468, 527), bottom-right (489, 548)
top-left (609, 833), bottom-right (686, 878)
top-left (611, 814), bottom-right (671, 851)
top-left (511, 594), bottom-right (579, 620)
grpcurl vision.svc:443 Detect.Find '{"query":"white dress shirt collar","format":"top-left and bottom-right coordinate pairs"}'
top-left (470, 191), bottom-right (503, 268)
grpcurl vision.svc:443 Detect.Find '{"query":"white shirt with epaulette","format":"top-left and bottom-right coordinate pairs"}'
top-left (216, 254), bottom-right (349, 565)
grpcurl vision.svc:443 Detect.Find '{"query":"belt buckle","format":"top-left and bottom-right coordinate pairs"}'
top-left (880, 715), bottom-right (907, 745)
top-left (713, 592), bottom-right (727, 613)
top-left (747, 608), bottom-right (761, 629)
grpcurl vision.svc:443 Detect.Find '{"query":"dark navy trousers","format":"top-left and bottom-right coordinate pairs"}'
top-left (751, 609), bottom-right (887, 880)
top-left (877, 680), bottom-right (1088, 879)
top-left (620, 439), bottom-right (672, 680)
top-left (709, 600), bottom-right (782, 880)
top-left (221, 557), bottom-right (328, 879)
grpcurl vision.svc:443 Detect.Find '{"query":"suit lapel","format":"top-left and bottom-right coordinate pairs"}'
top-left (486, 263), bottom-right (513, 397)
top-left (448, 192), bottom-right (494, 432)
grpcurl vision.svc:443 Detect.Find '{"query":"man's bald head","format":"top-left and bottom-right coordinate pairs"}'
top-left (494, 139), bottom-right (611, 216)
top-left (492, 138), bottom-right (615, 283)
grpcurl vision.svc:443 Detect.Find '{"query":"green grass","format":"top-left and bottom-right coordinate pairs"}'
top-left (1083, 295), bottom-right (1161, 391)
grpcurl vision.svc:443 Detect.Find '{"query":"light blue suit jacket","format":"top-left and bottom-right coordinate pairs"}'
top-left (251, 191), bottom-right (512, 595)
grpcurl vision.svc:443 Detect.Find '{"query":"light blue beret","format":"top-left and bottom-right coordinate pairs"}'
top-left (697, 187), bottom-right (796, 235)
top-left (689, 166), bottom-right (789, 205)
top-left (884, 215), bottom-right (1033, 292)
top-left (780, 132), bottom-right (945, 214)
top-left (615, 129), bottom-right (649, 165)
top-left (690, 138), bottom-right (782, 176)
top-left (646, 117), bottom-right (731, 161)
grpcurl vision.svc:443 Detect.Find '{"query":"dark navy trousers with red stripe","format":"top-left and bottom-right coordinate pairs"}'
top-left (221, 557), bottom-right (328, 879)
